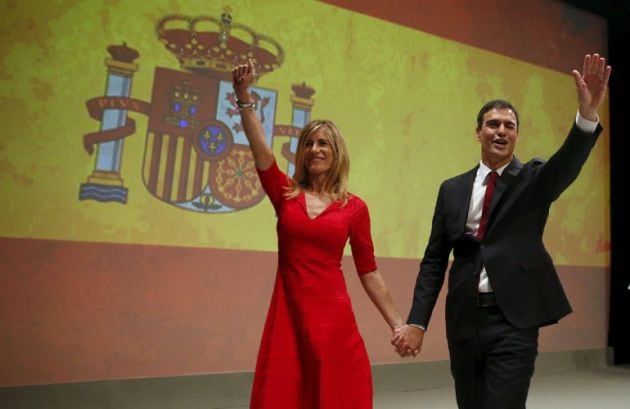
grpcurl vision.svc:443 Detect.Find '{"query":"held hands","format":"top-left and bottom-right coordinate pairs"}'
top-left (232, 58), bottom-right (257, 99)
top-left (391, 324), bottom-right (425, 358)
top-left (572, 53), bottom-right (612, 122)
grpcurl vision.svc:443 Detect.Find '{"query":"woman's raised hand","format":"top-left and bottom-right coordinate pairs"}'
top-left (232, 58), bottom-right (256, 97)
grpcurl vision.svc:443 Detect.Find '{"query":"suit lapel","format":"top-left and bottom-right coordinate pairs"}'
top-left (455, 166), bottom-right (478, 233)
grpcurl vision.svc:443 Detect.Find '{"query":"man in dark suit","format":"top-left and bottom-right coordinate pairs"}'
top-left (392, 54), bottom-right (611, 409)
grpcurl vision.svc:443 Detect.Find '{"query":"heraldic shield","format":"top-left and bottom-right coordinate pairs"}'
top-left (79, 12), bottom-right (315, 213)
top-left (143, 67), bottom-right (276, 212)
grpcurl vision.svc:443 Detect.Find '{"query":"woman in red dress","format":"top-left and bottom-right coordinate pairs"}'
top-left (233, 60), bottom-right (404, 409)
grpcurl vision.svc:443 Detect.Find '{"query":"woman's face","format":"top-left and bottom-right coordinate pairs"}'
top-left (303, 129), bottom-right (334, 177)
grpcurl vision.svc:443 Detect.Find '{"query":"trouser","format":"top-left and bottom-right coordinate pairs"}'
top-left (448, 304), bottom-right (539, 409)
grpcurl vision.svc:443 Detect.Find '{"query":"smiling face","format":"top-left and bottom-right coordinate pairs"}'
top-left (304, 128), bottom-right (334, 177)
top-left (291, 120), bottom-right (349, 198)
top-left (476, 107), bottom-right (519, 170)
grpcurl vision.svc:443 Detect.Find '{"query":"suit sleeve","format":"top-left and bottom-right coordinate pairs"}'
top-left (536, 122), bottom-right (602, 203)
top-left (407, 183), bottom-right (452, 329)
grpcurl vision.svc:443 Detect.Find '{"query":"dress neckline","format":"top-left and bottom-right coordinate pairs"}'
top-left (299, 191), bottom-right (340, 220)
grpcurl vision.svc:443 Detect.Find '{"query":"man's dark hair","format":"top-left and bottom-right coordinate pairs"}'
top-left (476, 99), bottom-right (520, 130)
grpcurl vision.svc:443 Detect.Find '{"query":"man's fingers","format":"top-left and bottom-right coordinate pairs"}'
top-left (602, 65), bottom-right (612, 86)
top-left (396, 340), bottom-right (410, 350)
top-left (583, 54), bottom-right (591, 77)
top-left (597, 56), bottom-right (606, 78)
top-left (571, 70), bottom-right (583, 90)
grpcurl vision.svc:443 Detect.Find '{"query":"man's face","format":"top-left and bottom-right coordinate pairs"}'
top-left (476, 108), bottom-right (519, 169)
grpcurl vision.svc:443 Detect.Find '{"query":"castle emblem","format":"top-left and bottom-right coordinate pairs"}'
top-left (79, 10), bottom-right (315, 212)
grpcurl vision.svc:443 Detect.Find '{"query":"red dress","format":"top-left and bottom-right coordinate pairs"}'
top-left (250, 160), bottom-right (377, 409)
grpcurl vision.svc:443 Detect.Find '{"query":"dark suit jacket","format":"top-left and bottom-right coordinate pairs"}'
top-left (408, 123), bottom-right (603, 340)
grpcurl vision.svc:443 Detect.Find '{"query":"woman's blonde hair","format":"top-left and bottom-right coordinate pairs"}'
top-left (285, 119), bottom-right (350, 203)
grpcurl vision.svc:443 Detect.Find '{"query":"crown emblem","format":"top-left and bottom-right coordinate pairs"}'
top-left (157, 9), bottom-right (284, 78)
top-left (107, 42), bottom-right (139, 63)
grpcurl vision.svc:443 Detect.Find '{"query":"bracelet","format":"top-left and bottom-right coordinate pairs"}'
top-left (236, 99), bottom-right (256, 110)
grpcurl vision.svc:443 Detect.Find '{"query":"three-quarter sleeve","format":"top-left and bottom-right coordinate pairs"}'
top-left (349, 198), bottom-right (378, 275)
top-left (256, 160), bottom-right (291, 214)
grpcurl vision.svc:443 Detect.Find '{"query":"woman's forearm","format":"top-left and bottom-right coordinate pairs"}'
top-left (360, 270), bottom-right (404, 330)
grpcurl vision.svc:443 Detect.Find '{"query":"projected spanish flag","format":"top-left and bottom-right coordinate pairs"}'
top-left (0, 0), bottom-right (610, 387)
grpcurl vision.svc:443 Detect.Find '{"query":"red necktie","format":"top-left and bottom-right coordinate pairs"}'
top-left (476, 171), bottom-right (498, 240)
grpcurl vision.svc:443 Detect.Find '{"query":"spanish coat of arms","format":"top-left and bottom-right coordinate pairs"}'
top-left (79, 11), bottom-right (316, 213)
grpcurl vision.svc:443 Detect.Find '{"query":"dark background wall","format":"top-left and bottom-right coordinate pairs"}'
top-left (563, 0), bottom-right (630, 364)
